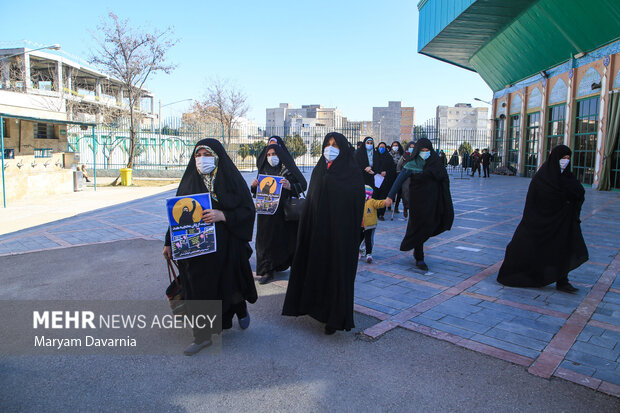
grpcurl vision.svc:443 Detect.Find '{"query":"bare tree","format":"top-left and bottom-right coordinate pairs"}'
top-left (197, 78), bottom-right (248, 149)
top-left (90, 12), bottom-right (177, 183)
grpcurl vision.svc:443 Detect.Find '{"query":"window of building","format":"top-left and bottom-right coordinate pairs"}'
top-left (508, 115), bottom-right (520, 173)
top-left (493, 118), bottom-right (504, 168)
top-left (573, 96), bottom-right (600, 185)
top-left (3, 148), bottom-right (14, 159)
top-left (545, 104), bottom-right (565, 158)
top-left (34, 148), bottom-right (53, 158)
top-left (524, 112), bottom-right (540, 178)
top-left (34, 123), bottom-right (56, 139)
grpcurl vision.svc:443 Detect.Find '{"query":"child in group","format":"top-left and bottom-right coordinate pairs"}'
top-left (360, 185), bottom-right (387, 263)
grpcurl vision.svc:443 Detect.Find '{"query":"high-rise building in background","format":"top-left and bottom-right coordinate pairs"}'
top-left (372, 101), bottom-right (415, 143)
top-left (266, 103), bottom-right (343, 137)
top-left (436, 103), bottom-right (489, 130)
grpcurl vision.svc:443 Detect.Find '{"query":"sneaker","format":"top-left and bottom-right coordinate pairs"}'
top-left (238, 311), bottom-right (250, 329)
top-left (183, 338), bottom-right (212, 356)
top-left (366, 254), bottom-right (373, 264)
top-left (415, 260), bottom-right (428, 271)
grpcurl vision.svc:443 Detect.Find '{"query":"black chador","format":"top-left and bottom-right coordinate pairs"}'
top-left (282, 132), bottom-right (364, 332)
top-left (253, 141), bottom-right (307, 278)
top-left (165, 139), bottom-right (257, 339)
top-left (497, 145), bottom-right (588, 289)
top-left (400, 139), bottom-right (454, 262)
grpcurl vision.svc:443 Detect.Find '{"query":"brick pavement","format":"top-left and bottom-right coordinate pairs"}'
top-left (1, 171), bottom-right (619, 396)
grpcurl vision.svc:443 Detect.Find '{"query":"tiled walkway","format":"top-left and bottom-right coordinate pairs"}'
top-left (1, 172), bottom-right (619, 396)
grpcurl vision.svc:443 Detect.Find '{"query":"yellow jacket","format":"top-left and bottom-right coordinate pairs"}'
top-left (362, 198), bottom-right (386, 229)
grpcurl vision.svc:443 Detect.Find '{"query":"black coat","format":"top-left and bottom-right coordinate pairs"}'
top-left (282, 132), bottom-right (365, 331)
top-left (375, 144), bottom-right (396, 200)
top-left (497, 145), bottom-right (588, 287)
top-left (354, 146), bottom-right (383, 189)
top-left (165, 139), bottom-right (257, 315)
top-left (400, 138), bottom-right (454, 251)
top-left (253, 143), bottom-right (307, 276)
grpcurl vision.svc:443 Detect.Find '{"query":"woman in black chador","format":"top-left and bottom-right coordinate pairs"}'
top-left (282, 132), bottom-right (364, 335)
top-left (497, 145), bottom-right (588, 293)
top-left (251, 138), bottom-right (307, 285)
top-left (163, 139), bottom-right (257, 355)
top-left (387, 138), bottom-right (454, 271)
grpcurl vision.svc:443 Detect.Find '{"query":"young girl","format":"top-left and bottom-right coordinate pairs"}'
top-left (360, 185), bottom-right (387, 263)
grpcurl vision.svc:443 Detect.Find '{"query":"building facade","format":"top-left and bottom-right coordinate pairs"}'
top-left (372, 101), bottom-right (415, 143)
top-left (266, 103), bottom-right (343, 138)
top-left (418, 0), bottom-right (620, 189)
top-left (436, 103), bottom-right (488, 131)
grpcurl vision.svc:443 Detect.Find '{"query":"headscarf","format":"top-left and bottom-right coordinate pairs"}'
top-left (391, 141), bottom-right (404, 156)
top-left (266, 135), bottom-right (292, 158)
top-left (404, 138), bottom-right (436, 173)
top-left (532, 144), bottom-right (583, 202)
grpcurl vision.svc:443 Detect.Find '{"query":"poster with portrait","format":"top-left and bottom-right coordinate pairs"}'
top-left (255, 174), bottom-right (284, 215)
top-left (166, 193), bottom-right (217, 260)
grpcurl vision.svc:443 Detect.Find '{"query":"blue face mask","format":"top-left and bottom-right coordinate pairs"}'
top-left (365, 143), bottom-right (373, 150)
top-left (407, 147), bottom-right (414, 154)
top-left (419, 151), bottom-right (431, 160)
top-left (378, 147), bottom-right (386, 154)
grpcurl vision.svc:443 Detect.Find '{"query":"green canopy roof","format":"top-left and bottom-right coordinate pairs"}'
top-left (418, 0), bottom-right (620, 91)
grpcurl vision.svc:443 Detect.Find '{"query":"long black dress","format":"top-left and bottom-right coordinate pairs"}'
top-left (282, 132), bottom-right (365, 331)
top-left (253, 143), bottom-right (307, 276)
top-left (164, 139), bottom-right (257, 339)
top-left (497, 145), bottom-right (588, 287)
top-left (400, 139), bottom-right (454, 258)
top-left (354, 140), bottom-right (382, 189)
top-left (375, 142), bottom-right (397, 217)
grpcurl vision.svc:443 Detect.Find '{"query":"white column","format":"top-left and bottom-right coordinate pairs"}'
top-left (23, 54), bottom-right (31, 89)
top-left (56, 61), bottom-right (63, 92)
top-left (593, 64), bottom-right (609, 189)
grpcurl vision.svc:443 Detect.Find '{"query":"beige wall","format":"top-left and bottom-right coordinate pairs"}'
top-left (2, 118), bottom-right (68, 156)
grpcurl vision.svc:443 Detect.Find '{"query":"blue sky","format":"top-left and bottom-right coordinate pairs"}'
top-left (1, 0), bottom-right (492, 124)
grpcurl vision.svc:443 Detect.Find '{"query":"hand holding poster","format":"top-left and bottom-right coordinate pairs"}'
top-left (256, 174), bottom-right (284, 215)
top-left (166, 193), bottom-right (217, 260)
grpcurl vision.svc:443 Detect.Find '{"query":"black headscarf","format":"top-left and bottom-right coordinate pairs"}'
top-left (266, 135), bottom-right (292, 158)
top-left (400, 138), bottom-right (454, 251)
top-left (391, 141), bottom-right (404, 156)
top-left (497, 144), bottom-right (588, 287)
top-left (282, 132), bottom-right (364, 331)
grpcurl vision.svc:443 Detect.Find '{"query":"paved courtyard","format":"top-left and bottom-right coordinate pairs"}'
top-left (1, 170), bottom-right (619, 397)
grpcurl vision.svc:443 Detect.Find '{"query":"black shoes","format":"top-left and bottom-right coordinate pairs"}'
top-left (378, 216), bottom-right (385, 221)
top-left (556, 283), bottom-right (578, 293)
top-left (324, 325), bottom-right (336, 335)
top-left (415, 260), bottom-right (428, 271)
top-left (403, 209), bottom-right (408, 218)
top-left (258, 272), bottom-right (274, 285)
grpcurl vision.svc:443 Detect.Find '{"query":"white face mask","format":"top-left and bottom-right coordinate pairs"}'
top-left (559, 159), bottom-right (570, 172)
top-left (324, 146), bottom-right (340, 162)
top-left (196, 156), bottom-right (216, 174)
top-left (419, 151), bottom-right (431, 160)
top-left (365, 143), bottom-right (373, 150)
top-left (392, 146), bottom-right (399, 152)
top-left (267, 155), bottom-right (279, 167)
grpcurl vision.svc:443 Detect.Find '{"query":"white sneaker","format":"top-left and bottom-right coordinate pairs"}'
top-left (366, 254), bottom-right (373, 264)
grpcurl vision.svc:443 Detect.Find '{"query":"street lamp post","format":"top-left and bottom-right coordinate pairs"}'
top-left (1, 44), bottom-right (61, 208)
top-left (474, 97), bottom-right (492, 105)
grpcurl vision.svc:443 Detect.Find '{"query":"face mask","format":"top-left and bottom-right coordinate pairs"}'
top-left (392, 146), bottom-right (399, 151)
top-left (419, 151), bottom-right (431, 160)
top-left (324, 146), bottom-right (340, 162)
top-left (196, 156), bottom-right (216, 174)
top-left (559, 159), bottom-right (570, 171)
top-left (267, 155), bottom-right (279, 167)
top-left (407, 147), bottom-right (414, 154)
top-left (365, 143), bottom-right (373, 150)
top-left (378, 147), bottom-right (386, 154)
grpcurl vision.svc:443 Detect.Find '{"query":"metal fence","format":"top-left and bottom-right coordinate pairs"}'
top-left (412, 118), bottom-right (495, 172)
top-left (67, 117), bottom-right (495, 173)
top-left (67, 118), bottom-right (365, 172)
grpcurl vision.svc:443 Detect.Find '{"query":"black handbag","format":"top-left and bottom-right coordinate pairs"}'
top-left (283, 192), bottom-right (306, 221)
top-left (165, 260), bottom-right (185, 316)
